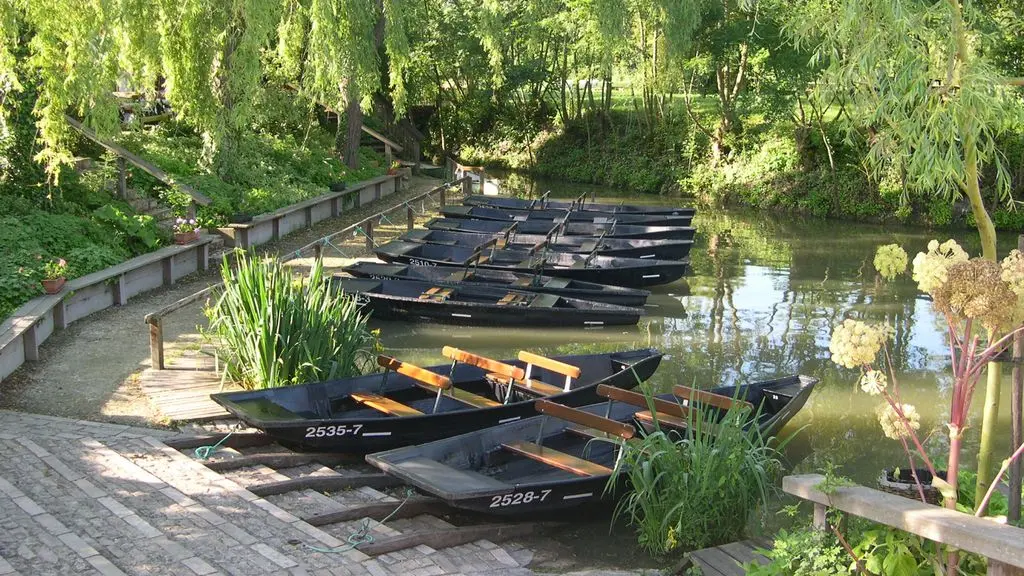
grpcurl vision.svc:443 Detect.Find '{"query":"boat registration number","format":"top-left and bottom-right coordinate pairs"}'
top-left (489, 489), bottom-right (552, 508)
top-left (304, 425), bottom-right (364, 438)
top-left (408, 259), bottom-right (436, 267)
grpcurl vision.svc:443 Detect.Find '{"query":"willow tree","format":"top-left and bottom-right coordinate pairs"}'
top-left (275, 0), bottom-right (410, 169)
top-left (790, 0), bottom-right (1024, 505)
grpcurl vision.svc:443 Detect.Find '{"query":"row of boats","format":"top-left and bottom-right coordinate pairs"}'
top-left (212, 347), bottom-right (817, 515)
top-left (332, 193), bottom-right (696, 327)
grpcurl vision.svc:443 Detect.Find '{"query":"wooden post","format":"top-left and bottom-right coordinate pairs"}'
top-left (812, 503), bottom-right (829, 531)
top-left (364, 219), bottom-right (374, 252)
top-left (23, 323), bottom-right (39, 362)
top-left (439, 188), bottom-right (446, 207)
top-left (479, 173), bottom-right (487, 195)
top-left (407, 205), bottom-right (414, 231)
top-left (117, 157), bottom-right (128, 198)
top-left (149, 318), bottom-right (164, 370)
top-left (385, 143), bottom-right (393, 169)
top-left (1011, 234), bottom-right (1024, 524)
top-left (461, 177), bottom-right (472, 197)
top-left (411, 142), bottom-right (421, 175)
top-left (314, 242), bottom-right (322, 260)
top-left (988, 560), bottom-right (1024, 576)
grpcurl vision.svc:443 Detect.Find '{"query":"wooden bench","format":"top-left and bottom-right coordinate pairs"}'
top-left (441, 346), bottom-right (521, 406)
top-left (419, 287), bottom-right (453, 301)
top-left (350, 392), bottom-right (423, 417)
top-left (497, 293), bottom-right (532, 306)
top-left (379, 352), bottom-right (499, 410)
top-left (673, 385), bottom-right (753, 412)
top-left (500, 400), bottom-right (635, 477)
top-left (520, 351), bottom-right (581, 392)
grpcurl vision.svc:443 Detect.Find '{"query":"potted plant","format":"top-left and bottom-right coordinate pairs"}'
top-left (387, 161), bottom-right (401, 176)
top-left (173, 217), bottom-right (201, 244)
top-left (41, 257), bottom-right (67, 294)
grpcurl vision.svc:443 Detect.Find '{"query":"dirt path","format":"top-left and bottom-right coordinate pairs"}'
top-left (0, 175), bottom-right (445, 428)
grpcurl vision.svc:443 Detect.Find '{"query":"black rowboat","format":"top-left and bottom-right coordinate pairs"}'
top-left (375, 241), bottom-right (689, 288)
top-left (401, 229), bottom-right (693, 261)
top-left (333, 277), bottom-right (642, 326)
top-left (343, 262), bottom-right (650, 307)
top-left (210, 347), bottom-right (664, 452)
top-left (463, 193), bottom-right (695, 216)
top-left (441, 205), bottom-right (694, 228)
top-left (426, 217), bottom-right (695, 241)
top-left (367, 373), bottom-right (818, 515)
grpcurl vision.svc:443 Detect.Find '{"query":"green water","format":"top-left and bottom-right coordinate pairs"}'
top-left (379, 178), bottom-right (1020, 489)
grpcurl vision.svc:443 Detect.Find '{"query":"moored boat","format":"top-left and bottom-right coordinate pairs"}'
top-left (333, 277), bottom-right (642, 326)
top-left (401, 228), bottom-right (693, 261)
top-left (426, 217), bottom-right (695, 241)
top-left (463, 193), bottom-right (695, 216)
top-left (343, 261), bottom-right (650, 307)
top-left (375, 240), bottom-right (689, 288)
top-left (441, 205), bottom-right (694, 227)
top-left (367, 370), bottom-right (817, 515)
top-left (210, 347), bottom-right (664, 452)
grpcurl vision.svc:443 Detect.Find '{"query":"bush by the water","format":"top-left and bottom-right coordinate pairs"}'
top-left (610, 397), bottom-right (785, 554)
top-left (204, 253), bottom-right (379, 389)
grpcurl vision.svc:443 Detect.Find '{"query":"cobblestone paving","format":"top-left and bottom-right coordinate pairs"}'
top-left (0, 411), bottom-right (537, 576)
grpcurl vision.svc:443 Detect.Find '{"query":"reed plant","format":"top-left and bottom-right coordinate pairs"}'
top-left (610, 397), bottom-right (785, 554)
top-left (204, 252), bottom-right (379, 389)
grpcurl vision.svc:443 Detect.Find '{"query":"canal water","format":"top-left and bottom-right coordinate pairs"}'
top-left (374, 176), bottom-right (1020, 566)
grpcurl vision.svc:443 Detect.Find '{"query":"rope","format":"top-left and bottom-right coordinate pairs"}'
top-left (323, 238), bottom-right (350, 258)
top-left (294, 489), bottom-right (415, 554)
top-left (193, 431), bottom-right (233, 460)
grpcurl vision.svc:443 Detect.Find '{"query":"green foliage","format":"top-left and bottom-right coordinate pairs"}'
top-left (204, 253), bottom-right (380, 390)
top-left (609, 396), bottom-right (784, 554)
top-left (92, 204), bottom-right (163, 254)
top-left (745, 526), bottom-right (851, 575)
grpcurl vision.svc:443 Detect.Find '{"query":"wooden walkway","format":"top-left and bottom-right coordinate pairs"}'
top-left (139, 343), bottom-right (235, 422)
top-left (688, 539), bottom-right (770, 576)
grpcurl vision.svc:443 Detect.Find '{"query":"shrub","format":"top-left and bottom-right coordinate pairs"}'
top-left (204, 253), bottom-right (379, 389)
top-left (609, 396), bottom-right (785, 554)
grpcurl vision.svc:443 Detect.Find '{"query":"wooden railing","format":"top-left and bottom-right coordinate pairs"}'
top-left (142, 177), bottom-right (471, 369)
top-left (65, 116), bottom-right (211, 216)
top-left (783, 475), bottom-right (1024, 575)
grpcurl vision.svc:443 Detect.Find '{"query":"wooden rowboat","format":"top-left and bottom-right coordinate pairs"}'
top-left (462, 193), bottom-right (696, 216)
top-left (426, 217), bottom-right (696, 241)
top-left (333, 277), bottom-right (642, 326)
top-left (210, 347), bottom-right (664, 452)
top-left (342, 262), bottom-right (650, 307)
top-left (441, 205), bottom-right (694, 227)
top-left (401, 229), bottom-right (693, 261)
top-left (367, 361), bottom-right (817, 515)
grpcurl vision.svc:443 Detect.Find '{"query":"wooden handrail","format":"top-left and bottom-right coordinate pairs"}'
top-left (783, 474), bottom-right (1024, 571)
top-left (361, 125), bottom-right (404, 153)
top-left (536, 400), bottom-right (635, 440)
top-left (65, 116), bottom-right (211, 206)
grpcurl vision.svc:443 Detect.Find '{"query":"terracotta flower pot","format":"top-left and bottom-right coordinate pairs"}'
top-left (41, 277), bottom-right (66, 294)
top-left (174, 230), bottom-right (200, 245)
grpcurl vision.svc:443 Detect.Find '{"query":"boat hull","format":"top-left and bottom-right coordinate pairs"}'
top-left (441, 205), bottom-right (694, 227)
top-left (463, 195), bottom-right (695, 216)
top-left (211, 349), bottom-right (664, 453)
top-left (401, 229), bottom-right (693, 261)
top-left (426, 218), bottom-right (696, 241)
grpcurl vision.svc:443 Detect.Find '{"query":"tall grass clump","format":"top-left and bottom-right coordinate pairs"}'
top-left (610, 398), bottom-right (785, 554)
top-left (205, 253), bottom-right (379, 389)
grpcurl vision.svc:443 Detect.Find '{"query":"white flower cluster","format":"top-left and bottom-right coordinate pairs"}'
top-left (877, 403), bottom-right (921, 440)
top-left (873, 244), bottom-right (908, 281)
top-left (911, 239), bottom-right (968, 296)
top-left (828, 319), bottom-right (892, 369)
top-left (859, 369), bottom-right (888, 396)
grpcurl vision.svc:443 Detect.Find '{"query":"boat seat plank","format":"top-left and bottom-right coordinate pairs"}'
top-left (447, 387), bottom-right (501, 408)
top-left (497, 293), bottom-right (532, 306)
top-left (442, 348), bottom-right (525, 381)
top-left (528, 293), bottom-right (559, 308)
top-left (484, 373), bottom-right (563, 397)
top-left (419, 287), bottom-right (453, 301)
top-left (512, 277), bottom-right (537, 287)
top-left (635, 410), bottom-right (722, 434)
top-left (543, 278), bottom-right (571, 289)
top-left (397, 457), bottom-right (508, 493)
top-left (566, 426), bottom-right (617, 440)
top-left (501, 441), bottom-right (611, 477)
top-left (673, 385), bottom-right (753, 412)
top-left (518, 352), bottom-right (582, 379)
top-left (350, 392), bottom-right (423, 417)
top-left (377, 356), bottom-right (452, 391)
top-left (536, 400), bottom-right (635, 440)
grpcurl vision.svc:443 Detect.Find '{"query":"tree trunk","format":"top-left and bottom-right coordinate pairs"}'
top-left (344, 83), bottom-right (362, 170)
top-left (211, 21), bottom-right (243, 183)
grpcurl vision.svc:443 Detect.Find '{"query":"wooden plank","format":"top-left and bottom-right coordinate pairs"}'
top-left (162, 433), bottom-right (274, 450)
top-left (248, 473), bottom-right (401, 497)
top-left (718, 540), bottom-right (769, 567)
top-left (518, 351), bottom-right (581, 379)
top-left (502, 441), bottom-right (611, 477)
top-left (691, 546), bottom-right (744, 576)
top-left (351, 392), bottom-right (423, 417)
top-left (673, 385), bottom-right (753, 412)
top-left (783, 474), bottom-right (1024, 568)
top-left (443, 347), bottom-right (525, 381)
top-left (356, 522), bottom-right (541, 557)
top-left (64, 116), bottom-right (211, 205)
top-left (203, 452), bottom-right (353, 472)
top-left (303, 496), bottom-right (445, 526)
top-left (507, 377), bottom-right (562, 397)
top-left (447, 387), bottom-right (500, 408)
top-left (360, 125), bottom-right (404, 153)
top-left (536, 400), bottom-right (635, 439)
top-left (377, 356), bottom-right (452, 390)
top-left (597, 384), bottom-right (692, 419)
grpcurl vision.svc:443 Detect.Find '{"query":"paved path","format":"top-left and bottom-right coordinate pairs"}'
top-left (0, 410), bottom-right (535, 576)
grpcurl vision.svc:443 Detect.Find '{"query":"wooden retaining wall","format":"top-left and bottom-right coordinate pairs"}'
top-left (0, 238), bottom-right (215, 383)
top-left (219, 174), bottom-right (401, 249)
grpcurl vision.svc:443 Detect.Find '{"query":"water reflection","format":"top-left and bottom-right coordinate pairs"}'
top-left (379, 182), bottom-right (1018, 485)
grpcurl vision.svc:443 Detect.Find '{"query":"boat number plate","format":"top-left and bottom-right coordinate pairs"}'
top-left (408, 259), bottom-right (436, 267)
top-left (305, 425), bottom-right (364, 438)
top-left (489, 489), bottom-right (552, 508)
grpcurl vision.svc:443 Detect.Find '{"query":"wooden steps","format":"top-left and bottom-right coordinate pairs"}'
top-left (688, 539), bottom-right (770, 575)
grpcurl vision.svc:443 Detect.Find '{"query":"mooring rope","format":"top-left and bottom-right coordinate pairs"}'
top-left (295, 488), bottom-right (415, 553)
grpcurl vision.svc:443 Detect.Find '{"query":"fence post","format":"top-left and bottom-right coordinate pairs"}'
top-left (480, 172), bottom-right (487, 195)
top-left (149, 318), bottom-right (164, 370)
top-left (314, 242), bottom-right (322, 260)
top-left (439, 188), bottom-right (446, 207)
top-left (461, 177), bottom-right (472, 197)
top-left (117, 157), bottom-right (128, 198)
top-left (812, 503), bottom-right (829, 531)
top-left (407, 205), bottom-right (414, 231)
top-left (411, 142), bottom-right (421, 175)
top-left (364, 219), bottom-right (374, 252)
top-left (1010, 234), bottom-right (1024, 523)
top-left (385, 143), bottom-right (393, 169)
